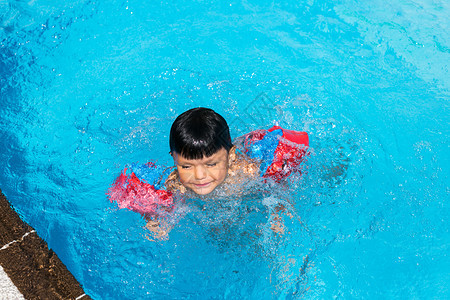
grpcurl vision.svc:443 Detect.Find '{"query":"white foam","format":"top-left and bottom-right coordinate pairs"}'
top-left (0, 265), bottom-right (25, 299)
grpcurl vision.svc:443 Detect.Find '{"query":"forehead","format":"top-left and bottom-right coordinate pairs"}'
top-left (173, 148), bottom-right (228, 164)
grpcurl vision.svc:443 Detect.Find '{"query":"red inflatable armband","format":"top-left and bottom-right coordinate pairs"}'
top-left (108, 167), bottom-right (174, 215)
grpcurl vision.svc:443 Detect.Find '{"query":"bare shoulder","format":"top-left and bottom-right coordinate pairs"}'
top-left (228, 146), bottom-right (260, 177)
top-left (165, 169), bottom-right (187, 193)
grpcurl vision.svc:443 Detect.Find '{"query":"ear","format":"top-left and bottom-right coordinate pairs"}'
top-left (170, 151), bottom-right (178, 165)
top-left (228, 146), bottom-right (236, 164)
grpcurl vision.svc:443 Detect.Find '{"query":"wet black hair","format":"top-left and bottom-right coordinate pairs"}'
top-left (169, 107), bottom-right (232, 160)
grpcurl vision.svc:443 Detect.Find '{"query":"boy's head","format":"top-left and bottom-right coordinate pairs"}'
top-left (169, 107), bottom-right (232, 195)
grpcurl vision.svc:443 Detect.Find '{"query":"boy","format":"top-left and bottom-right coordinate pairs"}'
top-left (145, 107), bottom-right (308, 238)
top-left (109, 107), bottom-right (309, 239)
top-left (164, 107), bottom-right (260, 196)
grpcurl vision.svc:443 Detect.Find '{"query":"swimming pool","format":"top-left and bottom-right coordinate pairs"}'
top-left (1, 0), bottom-right (448, 298)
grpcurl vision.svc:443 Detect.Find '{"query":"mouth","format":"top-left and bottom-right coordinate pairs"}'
top-left (193, 182), bottom-right (211, 188)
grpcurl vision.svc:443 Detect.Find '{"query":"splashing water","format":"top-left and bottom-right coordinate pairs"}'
top-left (1, 0), bottom-right (448, 298)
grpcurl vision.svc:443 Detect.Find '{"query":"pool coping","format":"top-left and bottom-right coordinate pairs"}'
top-left (0, 188), bottom-right (91, 299)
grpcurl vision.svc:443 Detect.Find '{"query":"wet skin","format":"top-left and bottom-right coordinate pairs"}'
top-left (172, 148), bottom-right (229, 195)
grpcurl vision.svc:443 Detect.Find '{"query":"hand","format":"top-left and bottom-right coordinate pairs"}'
top-left (270, 214), bottom-right (285, 235)
top-left (146, 219), bottom-right (170, 240)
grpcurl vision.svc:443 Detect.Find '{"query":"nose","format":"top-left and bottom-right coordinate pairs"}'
top-left (193, 165), bottom-right (207, 180)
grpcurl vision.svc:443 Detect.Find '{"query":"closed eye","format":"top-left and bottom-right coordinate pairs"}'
top-left (206, 163), bottom-right (217, 167)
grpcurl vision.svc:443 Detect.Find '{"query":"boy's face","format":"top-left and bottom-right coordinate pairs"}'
top-left (172, 148), bottom-right (229, 195)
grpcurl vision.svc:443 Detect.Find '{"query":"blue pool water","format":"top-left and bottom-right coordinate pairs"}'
top-left (1, 0), bottom-right (449, 298)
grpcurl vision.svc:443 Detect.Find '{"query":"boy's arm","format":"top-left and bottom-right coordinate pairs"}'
top-left (269, 204), bottom-right (293, 235)
top-left (270, 213), bottom-right (285, 234)
top-left (145, 216), bottom-right (173, 240)
top-left (227, 146), bottom-right (260, 177)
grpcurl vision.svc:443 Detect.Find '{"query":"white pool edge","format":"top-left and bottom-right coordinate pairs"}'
top-left (0, 265), bottom-right (25, 299)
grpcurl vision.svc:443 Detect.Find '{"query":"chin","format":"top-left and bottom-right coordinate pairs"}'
top-left (192, 188), bottom-right (214, 195)
top-left (189, 184), bottom-right (217, 195)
